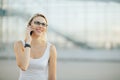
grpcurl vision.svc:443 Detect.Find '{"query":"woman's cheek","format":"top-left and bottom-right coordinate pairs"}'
top-left (41, 28), bottom-right (46, 32)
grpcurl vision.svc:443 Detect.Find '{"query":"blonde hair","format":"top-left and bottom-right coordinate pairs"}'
top-left (27, 13), bottom-right (48, 27)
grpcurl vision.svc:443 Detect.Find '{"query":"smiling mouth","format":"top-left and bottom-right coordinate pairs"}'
top-left (36, 29), bottom-right (41, 32)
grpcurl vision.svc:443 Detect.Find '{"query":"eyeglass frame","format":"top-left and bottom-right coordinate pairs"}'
top-left (33, 21), bottom-right (48, 27)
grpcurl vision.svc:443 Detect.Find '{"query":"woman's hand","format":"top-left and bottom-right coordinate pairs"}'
top-left (25, 26), bottom-right (33, 44)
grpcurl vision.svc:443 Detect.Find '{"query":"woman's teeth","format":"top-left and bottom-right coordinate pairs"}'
top-left (36, 29), bottom-right (41, 32)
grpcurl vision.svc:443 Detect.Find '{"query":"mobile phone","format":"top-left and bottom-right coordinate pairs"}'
top-left (30, 31), bottom-right (33, 36)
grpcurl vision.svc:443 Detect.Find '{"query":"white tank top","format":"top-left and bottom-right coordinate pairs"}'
top-left (19, 40), bottom-right (51, 80)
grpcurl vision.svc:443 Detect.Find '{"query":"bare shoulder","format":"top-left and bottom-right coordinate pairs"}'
top-left (50, 44), bottom-right (56, 50)
top-left (50, 44), bottom-right (57, 52)
top-left (50, 44), bottom-right (57, 57)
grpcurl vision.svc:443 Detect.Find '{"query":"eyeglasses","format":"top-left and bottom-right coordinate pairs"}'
top-left (34, 21), bottom-right (48, 27)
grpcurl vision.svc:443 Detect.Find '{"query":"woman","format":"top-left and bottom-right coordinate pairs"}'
top-left (14, 13), bottom-right (57, 80)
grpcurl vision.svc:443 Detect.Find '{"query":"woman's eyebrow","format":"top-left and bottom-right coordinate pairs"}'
top-left (34, 20), bottom-right (46, 23)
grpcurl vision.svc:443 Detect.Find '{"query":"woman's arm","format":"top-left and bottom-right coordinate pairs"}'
top-left (14, 26), bottom-right (32, 71)
top-left (48, 45), bottom-right (57, 80)
top-left (14, 41), bottom-right (31, 71)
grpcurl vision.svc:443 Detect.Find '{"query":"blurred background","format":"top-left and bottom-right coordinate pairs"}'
top-left (0, 0), bottom-right (120, 80)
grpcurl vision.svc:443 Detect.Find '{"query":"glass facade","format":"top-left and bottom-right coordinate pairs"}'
top-left (0, 0), bottom-right (120, 49)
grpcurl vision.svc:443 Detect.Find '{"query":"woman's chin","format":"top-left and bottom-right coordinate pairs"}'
top-left (33, 32), bottom-right (41, 36)
top-left (36, 33), bottom-right (42, 36)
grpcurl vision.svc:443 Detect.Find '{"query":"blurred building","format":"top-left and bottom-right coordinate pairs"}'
top-left (0, 0), bottom-right (120, 49)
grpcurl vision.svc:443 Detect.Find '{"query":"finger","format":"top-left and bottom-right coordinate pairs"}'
top-left (28, 25), bottom-right (31, 27)
top-left (28, 26), bottom-right (34, 30)
top-left (30, 26), bottom-right (35, 30)
top-left (26, 29), bottom-right (30, 33)
top-left (26, 27), bottom-right (32, 31)
top-left (28, 26), bottom-right (34, 29)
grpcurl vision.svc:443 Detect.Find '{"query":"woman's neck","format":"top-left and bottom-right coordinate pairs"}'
top-left (31, 34), bottom-right (47, 46)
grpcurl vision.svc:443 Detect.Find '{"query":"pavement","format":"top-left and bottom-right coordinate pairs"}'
top-left (0, 49), bottom-right (120, 80)
top-left (0, 59), bottom-right (120, 80)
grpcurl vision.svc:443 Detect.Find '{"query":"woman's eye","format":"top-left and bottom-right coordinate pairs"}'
top-left (42, 23), bottom-right (45, 26)
top-left (34, 21), bottom-right (40, 25)
top-left (36, 22), bottom-right (40, 25)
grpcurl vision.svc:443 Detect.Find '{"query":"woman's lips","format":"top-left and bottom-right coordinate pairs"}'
top-left (36, 29), bottom-right (41, 32)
